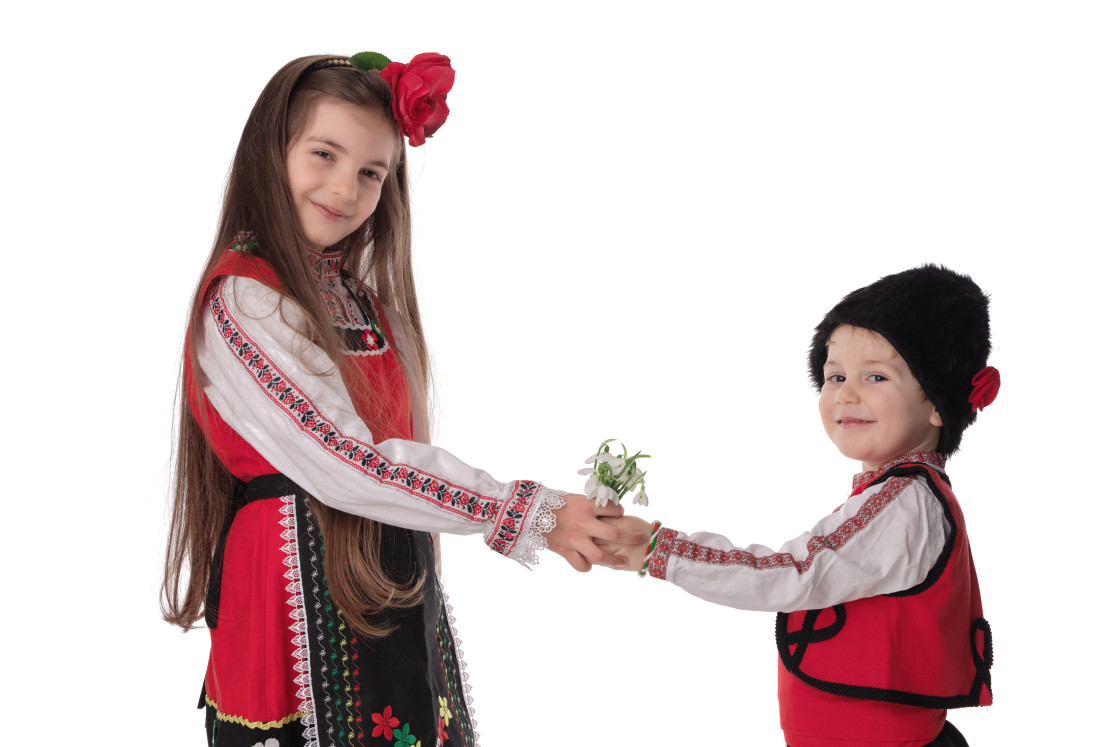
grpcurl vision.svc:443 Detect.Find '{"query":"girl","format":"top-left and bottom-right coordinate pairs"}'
top-left (162, 53), bottom-right (635, 747)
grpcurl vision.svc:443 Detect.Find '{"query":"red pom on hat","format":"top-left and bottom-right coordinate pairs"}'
top-left (968, 366), bottom-right (1000, 412)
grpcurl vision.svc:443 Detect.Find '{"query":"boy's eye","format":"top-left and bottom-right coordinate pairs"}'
top-left (868, 374), bottom-right (888, 382)
top-left (826, 374), bottom-right (845, 383)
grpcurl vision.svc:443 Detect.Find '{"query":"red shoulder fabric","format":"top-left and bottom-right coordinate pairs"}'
top-left (185, 248), bottom-right (412, 481)
top-left (337, 289), bottom-right (412, 444)
top-left (185, 250), bottom-right (285, 480)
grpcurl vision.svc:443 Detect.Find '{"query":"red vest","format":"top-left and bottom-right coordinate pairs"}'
top-left (190, 246), bottom-right (416, 723)
top-left (777, 462), bottom-right (993, 710)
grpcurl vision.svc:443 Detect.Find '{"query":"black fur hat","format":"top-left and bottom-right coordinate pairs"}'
top-left (808, 264), bottom-right (994, 456)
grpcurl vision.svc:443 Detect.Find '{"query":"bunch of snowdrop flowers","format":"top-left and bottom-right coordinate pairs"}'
top-left (578, 439), bottom-right (650, 507)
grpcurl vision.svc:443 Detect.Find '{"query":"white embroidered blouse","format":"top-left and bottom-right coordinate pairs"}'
top-left (196, 253), bottom-right (564, 566)
top-left (648, 452), bottom-right (952, 612)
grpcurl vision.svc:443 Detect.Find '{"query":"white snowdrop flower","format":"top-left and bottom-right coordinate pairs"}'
top-left (593, 484), bottom-right (619, 507)
top-left (632, 489), bottom-right (649, 507)
top-left (584, 472), bottom-right (601, 496)
top-left (601, 455), bottom-right (625, 471)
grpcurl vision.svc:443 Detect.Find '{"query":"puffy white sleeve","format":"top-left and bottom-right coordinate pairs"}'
top-left (646, 474), bottom-right (950, 612)
top-left (196, 275), bottom-right (564, 566)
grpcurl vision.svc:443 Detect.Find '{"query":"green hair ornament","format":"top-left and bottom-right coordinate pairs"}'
top-left (349, 52), bottom-right (393, 72)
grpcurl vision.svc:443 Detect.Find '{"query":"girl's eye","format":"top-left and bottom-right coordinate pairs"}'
top-left (868, 374), bottom-right (888, 383)
top-left (313, 150), bottom-right (333, 160)
top-left (360, 169), bottom-right (381, 181)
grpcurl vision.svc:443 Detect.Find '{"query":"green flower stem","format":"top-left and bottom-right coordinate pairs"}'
top-left (618, 469), bottom-right (648, 496)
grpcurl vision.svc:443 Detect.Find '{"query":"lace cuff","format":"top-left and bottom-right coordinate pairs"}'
top-left (484, 482), bottom-right (566, 567)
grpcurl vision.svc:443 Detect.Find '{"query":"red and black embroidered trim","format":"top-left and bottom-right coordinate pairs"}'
top-left (647, 476), bottom-right (914, 580)
top-left (484, 480), bottom-right (541, 557)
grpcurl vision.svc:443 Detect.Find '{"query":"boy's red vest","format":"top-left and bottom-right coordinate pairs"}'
top-left (776, 462), bottom-right (993, 709)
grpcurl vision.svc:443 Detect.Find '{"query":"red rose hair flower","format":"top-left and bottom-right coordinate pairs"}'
top-left (348, 51), bottom-right (456, 147)
top-left (379, 53), bottom-right (455, 147)
top-left (968, 366), bottom-right (1000, 412)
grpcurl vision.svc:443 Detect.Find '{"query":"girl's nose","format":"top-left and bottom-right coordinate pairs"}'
top-left (329, 173), bottom-right (358, 201)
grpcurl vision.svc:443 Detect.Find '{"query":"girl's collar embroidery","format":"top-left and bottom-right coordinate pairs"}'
top-left (307, 248), bottom-right (342, 280)
top-left (852, 451), bottom-right (946, 492)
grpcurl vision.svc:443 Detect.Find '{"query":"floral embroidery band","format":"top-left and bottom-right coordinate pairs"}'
top-left (852, 451), bottom-right (945, 492)
top-left (647, 475), bottom-right (914, 581)
top-left (484, 480), bottom-right (542, 557)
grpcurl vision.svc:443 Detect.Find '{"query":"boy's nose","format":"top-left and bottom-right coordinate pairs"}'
top-left (836, 381), bottom-right (860, 404)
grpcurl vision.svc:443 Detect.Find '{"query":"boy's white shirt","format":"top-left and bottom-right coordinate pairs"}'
top-left (196, 275), bottom-right (562, 566)
top-left (659, 475), bottom-right (950, 613)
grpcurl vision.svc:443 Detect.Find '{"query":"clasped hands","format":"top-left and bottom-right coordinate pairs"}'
top-left (544, 493), bottom-right (657, 572)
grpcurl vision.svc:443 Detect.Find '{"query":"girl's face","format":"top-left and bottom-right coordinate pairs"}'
top-left (285, 96), bottom-right (399, 253)
top-left (818, 325), bottom-right (943, 472)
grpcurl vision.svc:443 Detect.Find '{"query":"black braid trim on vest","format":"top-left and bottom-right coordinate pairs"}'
top-left (880, 465), bottom-right (956, 598)
top-left (778, 605), bottom-right (847, 668)
top-left (971, 616), bottom-right (995, 698)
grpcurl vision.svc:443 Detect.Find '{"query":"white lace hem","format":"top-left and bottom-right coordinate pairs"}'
top-left (507, 487), bottom-right (566, 568)
top-left (280, 495), bottom-right (320, 747)
top-left (440, 585), bottom-right (479, 745)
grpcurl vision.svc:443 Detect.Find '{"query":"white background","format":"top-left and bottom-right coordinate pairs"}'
top-left (3, 1), bottom-right (1118, 744)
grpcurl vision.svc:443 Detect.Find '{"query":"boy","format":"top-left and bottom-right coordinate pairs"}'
top-left (606, 265), bottom-right (997, 747)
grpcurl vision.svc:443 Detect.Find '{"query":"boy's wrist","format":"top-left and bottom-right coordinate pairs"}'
top-left (637, 520), bottom-right (663, 577)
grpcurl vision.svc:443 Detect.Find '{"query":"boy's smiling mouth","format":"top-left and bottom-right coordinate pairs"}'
top-left (836, 417), bottom-right (874, 427)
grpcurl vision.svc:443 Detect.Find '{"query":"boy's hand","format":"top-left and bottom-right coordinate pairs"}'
top-left (595, 515), bottom-right (656, 572)
top-left (544, 495), bottom-right (648, 572)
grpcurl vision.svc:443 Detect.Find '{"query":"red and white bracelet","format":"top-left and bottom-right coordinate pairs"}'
top-left (637, 520), bottom-right (663, 577)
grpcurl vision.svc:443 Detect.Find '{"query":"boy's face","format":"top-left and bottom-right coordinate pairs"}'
top-left (818, 325), bottom-right (943, 472)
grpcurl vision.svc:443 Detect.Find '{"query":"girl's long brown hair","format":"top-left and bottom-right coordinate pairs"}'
top-left (162, 56), bottom-right (432, 639)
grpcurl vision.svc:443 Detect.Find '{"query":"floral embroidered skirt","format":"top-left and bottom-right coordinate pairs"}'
top-left (201, 477), bottom-right (475, 747)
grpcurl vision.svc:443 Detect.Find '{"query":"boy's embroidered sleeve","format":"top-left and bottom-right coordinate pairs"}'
top-left (646, 475), bottom-right (949, 611)
top-left (197, 275), bottom-right (562, 566)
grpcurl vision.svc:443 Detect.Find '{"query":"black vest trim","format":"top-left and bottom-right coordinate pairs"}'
top-left (879, 466), bottom-right (956, 598)
top-left (778, 605), bottom-right (847, 669)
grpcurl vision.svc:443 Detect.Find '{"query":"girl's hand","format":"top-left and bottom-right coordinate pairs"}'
top-left (596, 515), bottom-right (656, 572)
top-left (545, 496), bottom-right (648, 572)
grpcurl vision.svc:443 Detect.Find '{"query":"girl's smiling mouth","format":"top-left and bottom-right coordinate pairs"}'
top-left (313, 202), bottom-right (347, 220)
